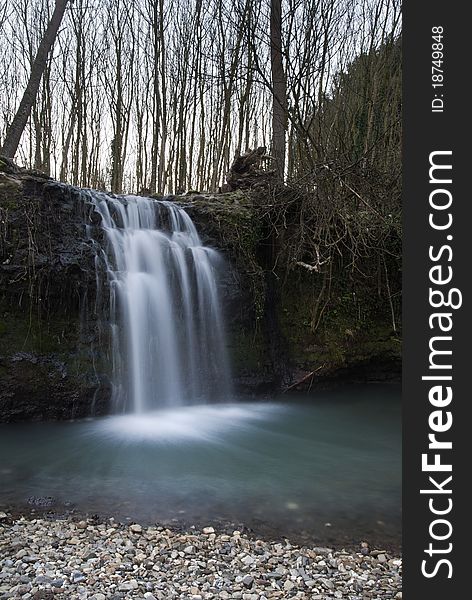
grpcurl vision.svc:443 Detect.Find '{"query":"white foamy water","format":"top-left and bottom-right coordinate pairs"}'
top-left (86, 192), bottom-right (231, 413)
top-left (88, 403), bottom-right (282, 443)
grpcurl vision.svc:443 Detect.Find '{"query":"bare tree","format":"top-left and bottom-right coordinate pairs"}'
top-left (1, 0), bottom-right (68, 158)
top-left (269, 0), bottom-right (287, 180)
top-left (0, 0), bottom-right (401, 194)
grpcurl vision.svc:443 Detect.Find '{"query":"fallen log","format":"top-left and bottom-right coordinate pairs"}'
top-left (282, 365), bottom-right (326, 394)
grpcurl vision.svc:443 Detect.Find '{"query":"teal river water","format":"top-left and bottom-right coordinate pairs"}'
top-left (0, 384), bottom-right (401, 548)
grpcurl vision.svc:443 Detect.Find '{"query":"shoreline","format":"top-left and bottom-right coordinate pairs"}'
top-left (0, 512), bottom-right (402, 599)
top-left (0, 503), bottom-right (402, 555)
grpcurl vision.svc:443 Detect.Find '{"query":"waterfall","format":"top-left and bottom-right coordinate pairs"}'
top-left (87, 192), bottom-right (231, 414)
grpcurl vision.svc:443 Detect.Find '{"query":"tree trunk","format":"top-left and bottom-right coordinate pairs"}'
top-left (270, 0), bottom-right (287, 181)
top-left (1, 0), bottom-right (69, 159)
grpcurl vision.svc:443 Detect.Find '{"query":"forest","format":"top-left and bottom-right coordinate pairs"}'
top-left (1, 0), bottom-right (401, 192)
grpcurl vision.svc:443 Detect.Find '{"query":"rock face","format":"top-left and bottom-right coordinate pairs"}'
top-left (0, 161), bottom-right (400, 422)
top-left (173, 192), bottom-right (401, 394)
top-left (0, 161), bottom-right (110, 422)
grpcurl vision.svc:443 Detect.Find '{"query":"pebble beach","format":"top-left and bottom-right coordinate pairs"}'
top-left (0, 513), bottom-right (402, 600)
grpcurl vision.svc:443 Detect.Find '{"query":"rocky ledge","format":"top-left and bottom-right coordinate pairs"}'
top-left (1, 159), bottom-right (401, 422)
top-left (0, 514), bottom-right (401, 600)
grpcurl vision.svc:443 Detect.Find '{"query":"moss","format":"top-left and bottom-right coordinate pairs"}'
top-left (229, 327), bottom-right (267, 373)
top-left (0, 196), bottom-right (21, 211)
top-left (0, 173), bottom-right (22, 209)
top-left (0, 306), bottom-right (77, 355)
top-left (277, 269), bottom-right (400, 374)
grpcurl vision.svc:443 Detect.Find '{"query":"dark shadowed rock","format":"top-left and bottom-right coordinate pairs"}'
top-left (0, 169), bottom-right (111, 422)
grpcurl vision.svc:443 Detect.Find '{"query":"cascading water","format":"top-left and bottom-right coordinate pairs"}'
top-left (87, 192), bottom-right (231, 414)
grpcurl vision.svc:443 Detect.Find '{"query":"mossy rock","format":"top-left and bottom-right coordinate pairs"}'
top-left (0, 173), bottom-right (22, 209)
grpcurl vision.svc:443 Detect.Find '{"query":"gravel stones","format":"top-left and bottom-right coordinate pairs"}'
top-left (0, 515), bottom-right (402, 599)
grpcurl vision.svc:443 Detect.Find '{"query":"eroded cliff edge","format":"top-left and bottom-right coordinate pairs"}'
top-left (0, 161), bottom-right (401, 422)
